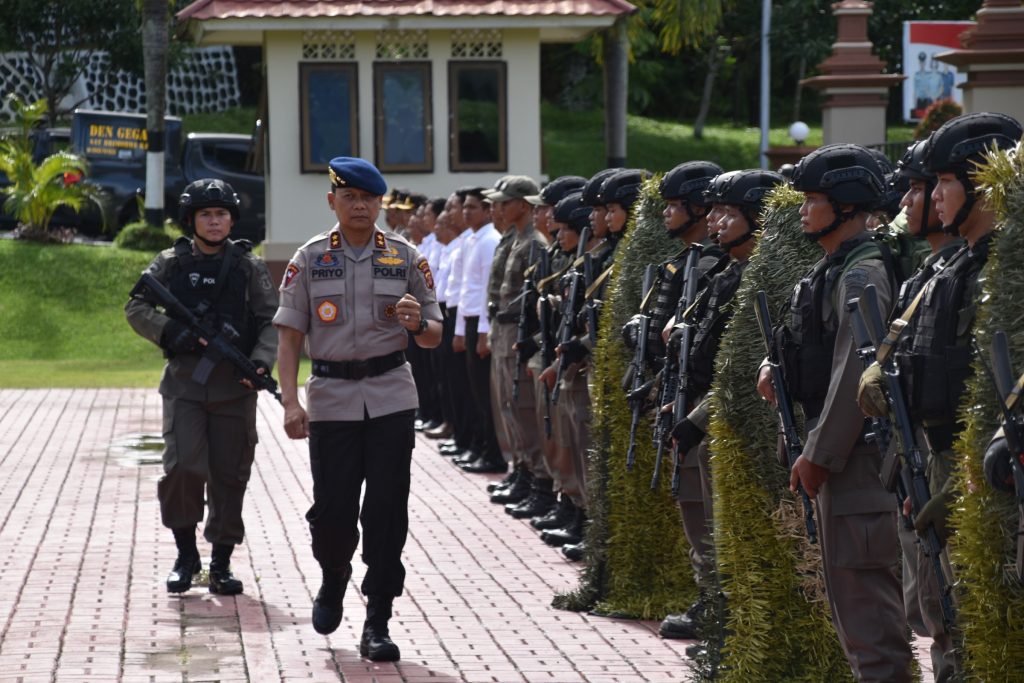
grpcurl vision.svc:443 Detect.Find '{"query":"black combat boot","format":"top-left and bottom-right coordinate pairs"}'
top-left (312, 564), bottom-right (352, 635)
top-left (659, 594), bottom-right (707, 639)
top-left (561, 539), bottom-right (586, 561)
top-left (541, 506), bottom-right (586, 547)
top-left (490, 467), bottom-right (532, 504)
top-left (531, 495), bottom-right (576, 530)
top-left (506, 477), bottom-right (556, 519)
top-left (487, 467), bottom-right (519, 494)
top-left (360, 595), bottom-right (401, 662)
top-left (209, 544), bottom-right (244, 595)
top-left (166, 527), bottom-right (201, 594)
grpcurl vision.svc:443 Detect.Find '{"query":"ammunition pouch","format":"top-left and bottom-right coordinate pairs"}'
top-left (898, 347), bottom-right (973, 423)
top-left (776, 325), bottom-right (830, 419)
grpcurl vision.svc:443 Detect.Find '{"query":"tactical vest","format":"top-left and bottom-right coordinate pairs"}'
top-left (166, 238), bottom-right (257, 356)
top-left (778, 235), bottom-right (883, 419)
top-left (894, 239), bottom-right (964, 351)
top-left (687, 259), bottom-right (748, 400)
top-left (898, 234), bottom-right (990, 423)
top-left (646, 242), bottom-right (727, 361)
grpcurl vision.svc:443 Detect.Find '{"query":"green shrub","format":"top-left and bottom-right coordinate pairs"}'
top-left (914, 98), bottom-right (963, 140)
top-left (114, 219), bottom-right (182, 252)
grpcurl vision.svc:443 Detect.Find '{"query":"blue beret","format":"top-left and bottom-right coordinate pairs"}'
top-left (328, 157), bottom-right (387, 196)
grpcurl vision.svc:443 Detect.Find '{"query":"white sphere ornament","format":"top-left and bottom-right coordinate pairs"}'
top-left (789, 121), bottom-right (810, 145)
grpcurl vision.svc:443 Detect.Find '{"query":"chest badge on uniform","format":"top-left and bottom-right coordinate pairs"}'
top-left (316, 252), bottom-right (340, 267)
top-left (417, 259), bottom-right (434, 289)
top-left (317, 300), bottom-right (339, 322)
top-left (375, 246), bottom-right (404, 267)
top-left (384, 303), bottom-right (397, 319)
top-left (329, 231), bottom-right (341, 250)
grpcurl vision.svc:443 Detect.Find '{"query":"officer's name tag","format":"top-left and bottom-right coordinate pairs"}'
top-left (373, 265), bottom-right (407, 280)
top-left (311, 267), bottom-right (344, 280)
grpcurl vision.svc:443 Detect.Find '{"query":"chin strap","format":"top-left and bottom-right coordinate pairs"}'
top-left (940, 170), bottom-right (976, 236)
top-left (804, 198), bottom-right (859, 242)
top-left (666, 206), bottom-right (705, 240)
top-left (718, 229), bottom-right (754, 251)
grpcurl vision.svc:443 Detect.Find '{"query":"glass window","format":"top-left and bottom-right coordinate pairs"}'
top-left (300, 62), bottom-right (358, 173)
top-left (374, 62), bottom-right (433, 173)
top-left (449, 61), bottom-right (506, 172)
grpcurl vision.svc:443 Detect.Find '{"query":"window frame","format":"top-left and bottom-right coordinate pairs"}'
top-left (299, 61), bottom-right (359, 174)
top-left (372, 61), bottom-right (434, 173)
top-left (448, 60), bottom-right (508, 173)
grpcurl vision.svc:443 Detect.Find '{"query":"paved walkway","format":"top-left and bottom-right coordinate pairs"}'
top-left (0, 389), bottom-right (938, 682)
top-left (0, 389), bottom-right (693, 683)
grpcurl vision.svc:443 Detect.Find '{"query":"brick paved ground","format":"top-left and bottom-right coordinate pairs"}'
top-left (0, 389), bottom-right (935, 682)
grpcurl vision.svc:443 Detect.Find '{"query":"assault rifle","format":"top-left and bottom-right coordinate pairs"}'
top-left (859, 284), bottom-right (955, 628)
top-left (130, 272), bottom-right (282, 403)
top-left (583, 252), bottom-right (598, 347)
top-left (537, 249), bottom-right (555, 438)
top-left (846, 297), bottom-right (913, 531)
top-left (652, 248), bottom-right (700, 490)
top-left (625, 264), bottom-right (658, 471)
top-left (513, 241), bottom-right (540, 403)
top-left (753, 290), bottom-right (817, 544)
top-left (975, 331), bottom-right (1024, 581)
top-left (551, 226), bottom-right (591, 405)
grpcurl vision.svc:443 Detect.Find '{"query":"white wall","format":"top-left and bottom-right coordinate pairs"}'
top-left (263, 27), bottom-right (543, 264)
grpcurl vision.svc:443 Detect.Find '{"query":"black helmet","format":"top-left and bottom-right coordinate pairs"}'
top-left (923, 111), bottom-right (1022, 175)
top-left (597, 169), bottom-right (651, 212)
top-left (866, 148), bottom-right (895, 177)
top-left (536, 175), bottom-right (587, 207)
top-left (581, 168), bottom-right (622, 206)
top-left (179, 178), bottom-right (241, 227)
top-left (791, 143), bottom-right (886, 207)
top-left (716, 169), bottom-right (783, 249)
top-left (552, 190), bottom-right (591, 233)
top-left (892, 138), bottom-right (941, 234)
top-left (791, 144), bottom-right (886, 240)
top-left (659, 161), bottom-right (724, 206)
top-left (703, 170), bottom-right (743, 204)
top-left (923, 112), bottom-right (1022, 233)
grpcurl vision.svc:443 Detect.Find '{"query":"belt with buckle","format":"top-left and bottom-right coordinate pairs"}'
top-left (311, 351), bottom-right (406, 380)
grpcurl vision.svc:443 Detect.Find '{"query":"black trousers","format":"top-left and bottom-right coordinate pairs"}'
top-left (407, 337), bottom-right (441, 423)
top-left (442, 305), bottom-right (473, 450)
top-left (464, 315), bottom-right (501, 461)
top-left (307, 409), bottom-right (415, 597)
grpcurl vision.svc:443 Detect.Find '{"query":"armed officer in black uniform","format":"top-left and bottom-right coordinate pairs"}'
top-left (125, 179), bottom-right (279, 596)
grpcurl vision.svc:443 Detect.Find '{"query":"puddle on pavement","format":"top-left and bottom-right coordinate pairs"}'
top-left (109, 434), bottom-right (164, 467)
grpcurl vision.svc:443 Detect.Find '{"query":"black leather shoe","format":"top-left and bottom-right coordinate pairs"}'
top-left (360, 621), bottom-right (401, 662)
top-left (531, 496), bottom-right (575, 530)
top-left (453, 450), bottom-right (480, 466)
top-left (166, 553), bottom-right (201, 594)
top-left (209, 566), bottom-right (244, 595)
top-left (507, 479), bottom-right (555, 519)
top-left (439, 438), bottom-right (457, 448)
top-left (487, 468), bottom-right (519, 493)
top-left (541, 506), bottom-right (585, 547)
top-left (490, 470), bottom-right (532, 504)
top-left (561, 540), bottom-right (585, 561)
top-left (461, 458), bottom-right (507, 474)
top-left (659, 597), bottom-right (706, 639)
top-left (312, 565), bottom-right (351, 635)
top-left (441, 445), bottom-right (469, 457)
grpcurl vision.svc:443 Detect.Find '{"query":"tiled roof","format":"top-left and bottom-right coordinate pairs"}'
top-left (178, 0), bottom-right (636, 21)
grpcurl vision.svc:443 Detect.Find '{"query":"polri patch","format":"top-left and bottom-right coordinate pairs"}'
top-left (317, 300), bottom-right (339, 323)
top-left (373, 265), bottom-right (407, 279)
top-left (417, 258), bottom-right (434, 289)
top-left (282, 262), bottom-right (300, 289)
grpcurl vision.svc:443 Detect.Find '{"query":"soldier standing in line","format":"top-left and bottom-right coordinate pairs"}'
top-left (274, 157), bottom-right (442, 661)
top-left (125, 179), bottom-right (279, 597)
top-left (757, 144), bottom-right (913, 682)
top-left (664, 170), bottom-right (782, 641)
top-left (858, 113), bottom-right (1022, 681)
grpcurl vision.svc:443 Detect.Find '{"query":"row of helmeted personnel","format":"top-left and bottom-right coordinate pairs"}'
top-left (397, 111), bottom-right (1024, 680)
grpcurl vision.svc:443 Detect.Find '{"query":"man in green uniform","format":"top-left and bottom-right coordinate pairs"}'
top-left (125, 179), bottom-right (279, 596)
top-left (274, 157), bottom-right (442, 661)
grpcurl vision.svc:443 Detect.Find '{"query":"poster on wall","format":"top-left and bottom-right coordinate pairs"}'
top-left (903, 21), bottom-right (975, 122)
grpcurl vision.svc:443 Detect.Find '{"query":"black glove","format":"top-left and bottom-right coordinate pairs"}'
top-left (984, 435), bottom-right (1017, 493)
top-left (237, 359), bottom-right (270, 387)
top-left (671, 417), bottom-right (706, 453)
top-left (667, 326), bottom-right (684, 357)
top-left (621, 314), bottom-right (642, 350)
top-left (559, 338), bottom-right (589, 364)
top-left (161, 320), bottom-right (199, 354)
top-left (516, 337), bottom-right (539, 364)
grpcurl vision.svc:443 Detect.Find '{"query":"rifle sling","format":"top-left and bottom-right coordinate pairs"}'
top-left (875, 281), bottom-right (927, 366)
top-left (536, 262), bottom-right (573, 292)
top-left (585, 264), bottom-right (614, 300)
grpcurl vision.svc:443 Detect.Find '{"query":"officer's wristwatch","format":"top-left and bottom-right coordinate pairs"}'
top-left (412, 317), bottom-right (429, 336)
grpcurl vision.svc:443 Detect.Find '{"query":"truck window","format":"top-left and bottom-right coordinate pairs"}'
top-left (201, 142), bottom-right (251, 175)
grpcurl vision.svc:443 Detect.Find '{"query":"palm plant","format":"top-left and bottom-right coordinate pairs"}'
top-left (0, 94), bottom-right (106, 241)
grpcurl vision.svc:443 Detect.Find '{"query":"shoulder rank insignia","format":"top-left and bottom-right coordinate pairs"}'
top-left (329, 231), bottom-right (341, 250)
top-left (374, 232), bottom-right (387, 250)
top-left (417, 258), bottom-right (435, 289)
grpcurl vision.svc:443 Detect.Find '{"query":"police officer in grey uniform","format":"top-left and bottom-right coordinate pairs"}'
top-left (274, 157), bottom-right (442, 661)
top-left (757, 145), bottom-right (913, 682)
top-left (125, 178), bottom-right (279, 596)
